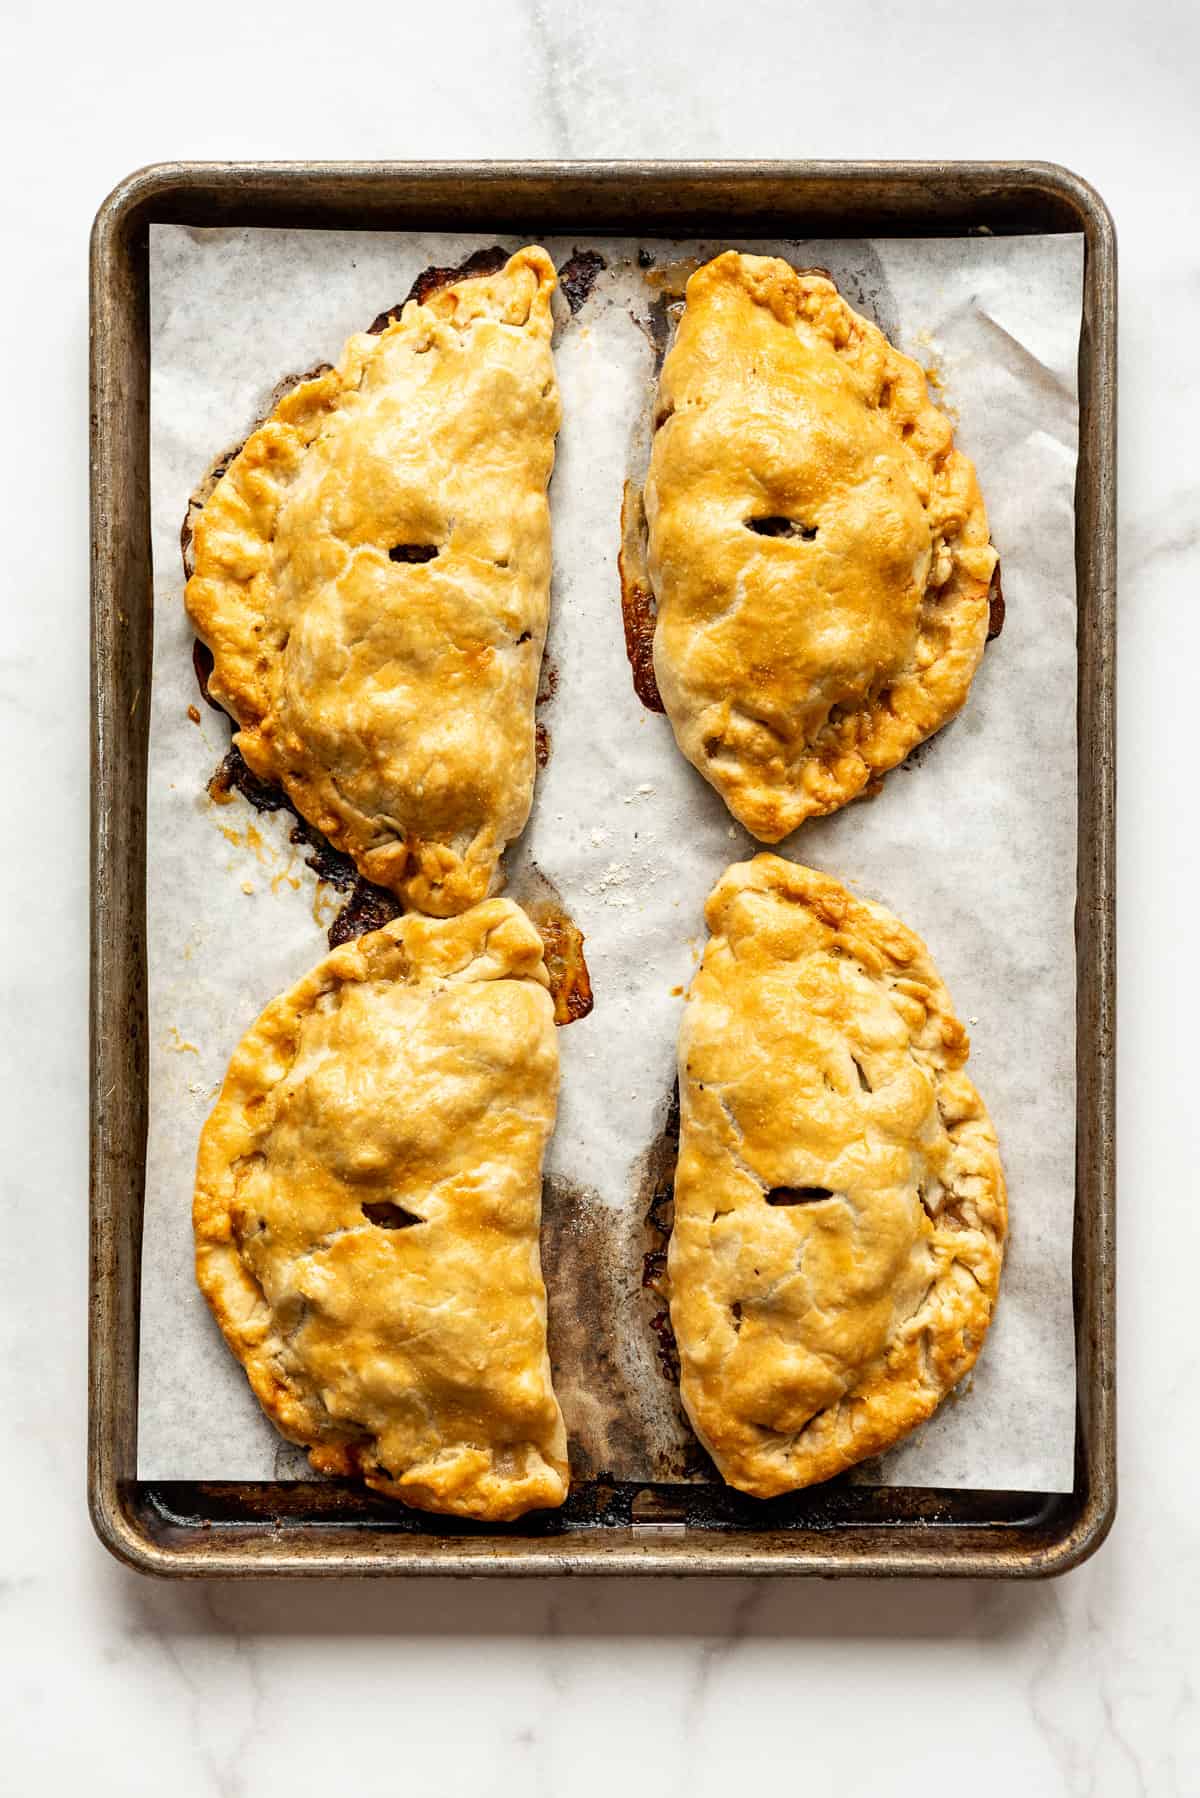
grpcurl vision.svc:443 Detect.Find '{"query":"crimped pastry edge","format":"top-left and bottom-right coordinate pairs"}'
top-left (646, 251), bottom-right (998, 842)
top-left (193, 900), bottom-right (569, 1522)
top-left (670, 854), bottom-right (1007, 1497)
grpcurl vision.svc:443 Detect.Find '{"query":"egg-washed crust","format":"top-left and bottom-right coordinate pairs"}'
top-left (185, 247), bottom-right (560, 917)
top-left (194, 898), bottom-right (569, 1522)
top-left (670, 856), bottom-right (1006, 1497)
top-left (644, 252), bottom-right (998, 842)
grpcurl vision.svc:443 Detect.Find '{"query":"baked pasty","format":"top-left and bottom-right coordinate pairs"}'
top-left (193, 899), bottom-right (569, 1520)
top-left (185, 247), bottom-right (560, 917)
top-left (643, 252), bottom-right (997, 840)
top-left (670, 855), bottom-right (1005, 1496)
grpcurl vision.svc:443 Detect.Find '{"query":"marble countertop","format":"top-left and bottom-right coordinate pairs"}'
top-left (2, 1), bottom-right (1197, 1790)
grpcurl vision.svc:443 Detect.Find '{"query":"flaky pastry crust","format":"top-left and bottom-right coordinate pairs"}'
top-left (193, 899), bottom-right (569, 1521)
top-left (185, 247), bottom-right (561, 916)
top-left (644, 252), bottom-right (998, 840)
top-left (670, 856), bottom-right (1006, 1496)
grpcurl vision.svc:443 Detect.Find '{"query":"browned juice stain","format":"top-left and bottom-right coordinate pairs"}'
top-left (527, 899), bottom-right (594, 1027)
top-left (540, 1134), bottom-right (714, 1485)
top-left (218, 820), bottom-right (269, 862)
top-left (270, 856), bottom-right (301, 897)
top-left (534, 721), bottom-right (550, 767)
top-left (187, 704), bottom-right (201, 725)
top-left (640, 1081), bottom-right (679, 1353)
top-left (540, 1175), bottom-right (650, 1482)
top-left (626, 259), bottom-right (695, 369)
top-left (618, 482), bottom-right (665, 713)
top-left (645, 257), bottom-right (701, 300)
top-left (648, 1310), bottom-right (681, 1387)
top-left (536, 654), bottom-right (558, 707)
top-left (205, 741), bottom-right (399, 947)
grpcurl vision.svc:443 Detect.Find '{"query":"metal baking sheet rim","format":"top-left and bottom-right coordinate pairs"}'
top-left (88, 160), bottom-right (1116, 1579)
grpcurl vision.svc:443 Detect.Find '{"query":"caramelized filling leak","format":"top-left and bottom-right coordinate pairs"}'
top-left (388, 543), bottom-right (439, 564)
top-left (640, 1083), bottom-right (680, 1382)
top-left (618, 481), bottom-right (665, 712)
top-left (327, 883), bottom-right (402, 949)
top-left (361, 1200), bottom-right (423, 1231)
top-left (747, 515), bottom-right (818, 542)
top-left (648, 1308), bottom-right (682, 1385)
top-left (987, 560), bottom-right (1006, 641)
top-left (527, 899), bottom-right (594, 1027)
top-left (207, 745), bottom-right (291, 814)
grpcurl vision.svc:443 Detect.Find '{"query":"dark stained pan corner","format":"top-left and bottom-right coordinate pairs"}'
top-left (90, 160), bottom-right (1116, 1578)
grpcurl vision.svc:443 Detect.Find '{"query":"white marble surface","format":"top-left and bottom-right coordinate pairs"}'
top-left (1, 1), bottom-right (1198, 1790)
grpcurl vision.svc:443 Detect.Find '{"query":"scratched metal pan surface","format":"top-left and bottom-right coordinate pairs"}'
top-left (89, 161), bottom-right (1115, 1578)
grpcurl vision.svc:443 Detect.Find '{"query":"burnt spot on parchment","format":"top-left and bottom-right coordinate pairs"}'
top-left (640, 1080), bottom-right (679, 1312)
top-left (630, 290), bottom-right (678, 371)
top-left (207, 744), bottom-right (290, 814)
top-left (366, 246), bottom-right (510, 334)
top-left (631, 1080), bottom-right (715, 1481)
top-left (327, 881), bottom-right (403, 948)
top-left (638, 1080), bottom-right (680, 1388)
top-left (556, 247), bottom-right (607, 315)
top-left (289, 818), bottom-right (358, 895)
top-left (536, 1076), bottom-right (717, 1485)
top-left (541, 1164), bottom-right (713, 1487)
top-left (541, 1176), bottom-right (649, 1483)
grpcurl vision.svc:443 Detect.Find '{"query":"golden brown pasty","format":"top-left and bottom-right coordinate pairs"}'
top-left (643, 252), bottom-right (997, 840)
top-left (670, 855), bottom-right (1006, 1496)
top-left (193, 899), bottom-right (569, 1521)
top-left (185, 247), bottom-right (561, 917)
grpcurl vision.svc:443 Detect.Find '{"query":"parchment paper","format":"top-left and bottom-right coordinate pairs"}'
top-left (140, 225), bottom-right (1083, 1492)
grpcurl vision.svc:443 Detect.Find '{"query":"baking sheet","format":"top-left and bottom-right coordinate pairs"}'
top-left (139, 224), bottom-right (1083, 1493)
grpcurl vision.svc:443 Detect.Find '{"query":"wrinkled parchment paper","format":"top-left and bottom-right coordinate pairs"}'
top-left (139, 225), bottom-right (1082, 1492)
